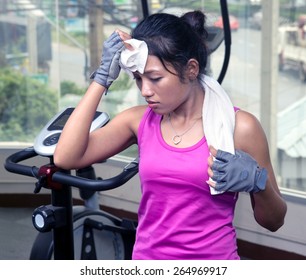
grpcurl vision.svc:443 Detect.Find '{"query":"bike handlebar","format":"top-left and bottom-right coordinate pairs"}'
top-left (5, 147), bottom-right (139, 191)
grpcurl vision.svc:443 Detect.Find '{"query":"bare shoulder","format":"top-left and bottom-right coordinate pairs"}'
top-left (234, 110), bottom-right (262, 136)
top-left (234, 110), bottom-right (269, 163)
top-left (110, 105), bottom-right (148, 135)
top-left (118, 104), bottom-right (147, 121)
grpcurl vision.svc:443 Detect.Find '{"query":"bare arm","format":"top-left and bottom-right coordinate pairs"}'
top-left (234, 110), bottom-right (287, 231)
top-left (53, 81), bottom-right (145, 170)
top-left (54, 29), bottom-right (145, 169)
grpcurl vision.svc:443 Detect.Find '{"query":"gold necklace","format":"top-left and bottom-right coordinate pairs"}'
top-left (167, 113), bottom-right (202, 145)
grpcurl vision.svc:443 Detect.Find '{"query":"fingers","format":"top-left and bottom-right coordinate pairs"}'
top-left (209, 145), bottom-right (217, 157)
top-left (207, 146), bottom-right (226, 189)
top-left (124, 42), bottom-right (134, 51)
top-left (207, 164), bottom-right (214, 179)
top-left (209, 145), bottom-right (230, 165)
top-left (115, 29), bottom-right (131, 41)
top-left (207, 145), bottom-right (216, 176)
top-left (104, 32), bottom-right (124, 51)
top-left (207, 145), bottom-right (216, 170)
top-left (207, 145), bottom-right (216, 188)
top-left (215, 149), bottom-right (232, 163)
top-left (206, 178), bottom-right (216, 188)
top-left (114, 29), bottom-right (134, 51)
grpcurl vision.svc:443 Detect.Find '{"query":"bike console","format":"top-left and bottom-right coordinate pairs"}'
top-left (34, 107), bottom-right (109, 156)
top-left (4, 107), bottom-right (139, 192)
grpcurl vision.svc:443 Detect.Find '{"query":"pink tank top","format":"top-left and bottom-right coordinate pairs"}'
top-left (133, 107), bottom-right (239, 260)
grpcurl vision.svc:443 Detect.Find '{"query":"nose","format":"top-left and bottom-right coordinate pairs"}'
top-left (140, 80), bottom-right (153, 98)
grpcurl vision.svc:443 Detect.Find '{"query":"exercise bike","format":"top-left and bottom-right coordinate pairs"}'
top-left (4, 107), bottom-right (139, 260)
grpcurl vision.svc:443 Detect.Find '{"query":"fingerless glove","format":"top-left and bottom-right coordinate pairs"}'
top-left (90, 32), bottom-right (124, 89)
top-left (211, 149), bottom-right (267, 193)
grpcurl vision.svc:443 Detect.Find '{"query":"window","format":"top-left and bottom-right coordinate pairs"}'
top-left (1, 0), bottom-right (306, 194)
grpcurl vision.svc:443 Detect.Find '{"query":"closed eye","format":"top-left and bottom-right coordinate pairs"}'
top-left (150, 77), bottom-right (162, 82)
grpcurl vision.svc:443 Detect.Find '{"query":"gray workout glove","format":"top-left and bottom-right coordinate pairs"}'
top-left (211, 149), bottom-right (267, 193)
top-left (90, 31), bottom-right (124, 89)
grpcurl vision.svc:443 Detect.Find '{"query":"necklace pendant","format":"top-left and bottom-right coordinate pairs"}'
top-left (172, 135), bottom-right (182, 145)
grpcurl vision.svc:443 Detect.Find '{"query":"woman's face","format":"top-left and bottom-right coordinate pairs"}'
top-left (133, 55), bottom-right (192, 115)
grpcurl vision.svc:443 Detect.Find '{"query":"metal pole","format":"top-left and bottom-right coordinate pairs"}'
top-left (27, 15), bottom-right (38, 73)
top-left (88, 0), bottom-right (104, 76)
top-left (260, 0), bottom-right (279, 169)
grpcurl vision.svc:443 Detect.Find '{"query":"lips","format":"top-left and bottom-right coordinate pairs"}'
top-left (146, 99), bottom-right (158, 104)
top-left (146, 100), bottom-right (159, 108)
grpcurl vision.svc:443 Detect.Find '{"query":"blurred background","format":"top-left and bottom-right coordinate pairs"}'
top-left (0, 0), bottom-right (306, 259)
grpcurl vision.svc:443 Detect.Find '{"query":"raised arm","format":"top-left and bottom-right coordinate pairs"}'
top-left (54, 30), bottom-right (141, 170)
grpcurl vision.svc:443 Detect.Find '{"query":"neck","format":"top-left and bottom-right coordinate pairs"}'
top-left (167, 113), bottom-right (202, 145)
top-left (171, 84), bottom-right (204, 121)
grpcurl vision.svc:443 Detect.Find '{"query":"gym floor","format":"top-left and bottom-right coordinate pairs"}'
top-left (1, 205), bottom-right (304, 260)
top-left (0, 207), bottom-right (37, 260)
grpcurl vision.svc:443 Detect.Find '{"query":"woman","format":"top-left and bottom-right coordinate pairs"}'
top-left (54, 11), bottom-right (287, 259)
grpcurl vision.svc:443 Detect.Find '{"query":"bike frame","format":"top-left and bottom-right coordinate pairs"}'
top-left (4, 147), bottom-right (138, 260)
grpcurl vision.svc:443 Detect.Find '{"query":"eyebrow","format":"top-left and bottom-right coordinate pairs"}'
top-left (133, 69), bottom-right (161, 77)
top-left (143, 70), bottom-right (161, 75)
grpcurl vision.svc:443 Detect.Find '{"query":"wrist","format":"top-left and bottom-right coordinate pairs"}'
top-left (253, 167), bottom-right (268, 193)
top-left (90, 70), bottom-right (110, 89)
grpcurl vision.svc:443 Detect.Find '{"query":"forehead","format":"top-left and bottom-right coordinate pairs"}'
top-left (143, 55), bottom-right (175, 73)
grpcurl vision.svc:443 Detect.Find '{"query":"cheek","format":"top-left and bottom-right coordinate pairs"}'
top-left (164, 83), bottom-right (188, 102)
top-left (163, 76), bottom-right (185, 95)
top-left (162, 88), bottom-right (185, 111)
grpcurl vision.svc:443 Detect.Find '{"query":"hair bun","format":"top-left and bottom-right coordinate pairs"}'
top-left (181, 10), bottom-right (208, 39)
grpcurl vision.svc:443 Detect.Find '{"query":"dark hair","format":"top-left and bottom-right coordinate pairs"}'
top-left (131, 10), bottom-right (208, 82)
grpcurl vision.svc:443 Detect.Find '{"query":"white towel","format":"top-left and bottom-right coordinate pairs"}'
top-left (119, 39), bottom-right (148, 76)
top-left (200, 74), bottom-right (235, 194)
top-left (120, 41), bottom-right (236, 195)
top-left (201, 74), bottom-right (235, 153)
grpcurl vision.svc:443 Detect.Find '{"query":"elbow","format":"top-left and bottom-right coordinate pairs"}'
top-left (53, 150), bottom-right (74, 170)
top-left (271, 201), bottom-right (288, 232)
top-left (53, 155), bottom-right (66, 170)
top-left (257, 203), bottom-right (287, 232)
top-left (54, 148), bottom-right (88, 170)
top-left (266, 218), bottom-right (285, 232)
top-left (256, 216), bottom-right (285, 232)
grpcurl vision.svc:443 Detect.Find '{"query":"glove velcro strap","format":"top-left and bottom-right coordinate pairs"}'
top-left (253, 167), bottom-right (268, 193)
top-left (90, 70), bottom-right (97, 80)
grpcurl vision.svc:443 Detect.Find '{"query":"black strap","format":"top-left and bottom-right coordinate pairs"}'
top-left (217, 0), bottom-right (231, 84)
